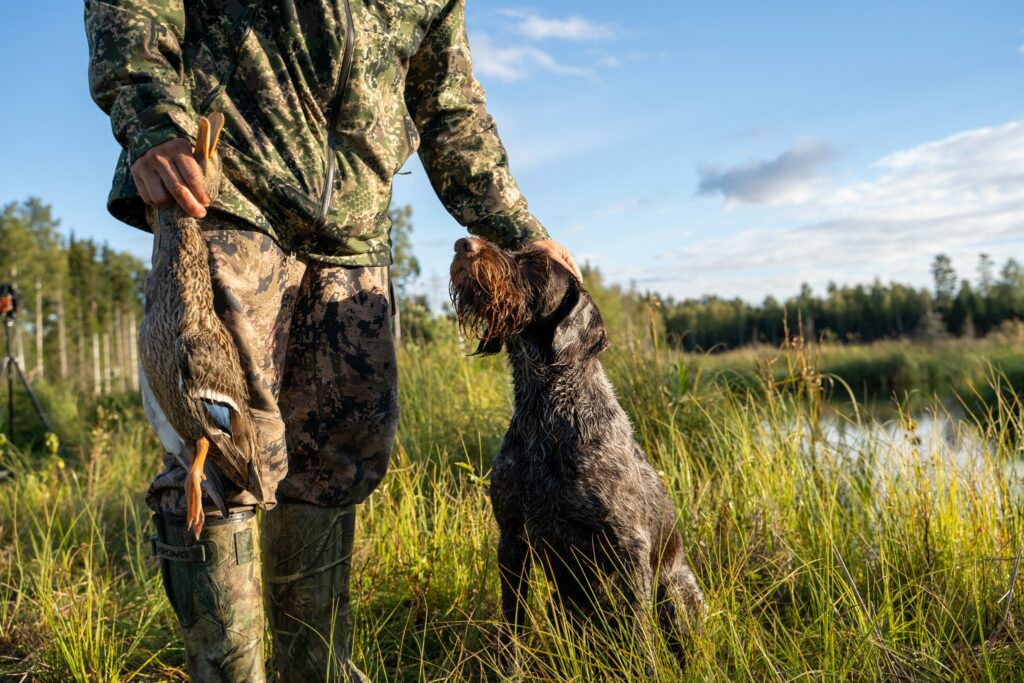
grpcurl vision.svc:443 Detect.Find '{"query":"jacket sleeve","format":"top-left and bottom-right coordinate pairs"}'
top-left (404, 0), bottom-right (550, 249)
top-left (85, 0), bottom-right (196, 163)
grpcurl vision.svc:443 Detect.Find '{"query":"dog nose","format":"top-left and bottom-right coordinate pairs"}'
top-left (455, 238), bottom-right (481, 254)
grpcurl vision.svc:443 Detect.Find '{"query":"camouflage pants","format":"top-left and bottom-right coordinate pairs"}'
top-left (146, 213), bottom-right (399, 513)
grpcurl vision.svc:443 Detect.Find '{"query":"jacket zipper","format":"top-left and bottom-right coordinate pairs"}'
top-left (199, 7), bottom-right (257, 114)
top-left (314, 0), bottom-right (356, 230)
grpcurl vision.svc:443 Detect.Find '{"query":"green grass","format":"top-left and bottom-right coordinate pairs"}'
top-left (694, 336), bottom-right (1024, 413)
top-left (1, 333), bottom-right (1023, 681)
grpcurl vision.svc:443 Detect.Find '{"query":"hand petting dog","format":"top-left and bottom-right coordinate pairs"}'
top-left (528, 239), bottom-right (582, 281)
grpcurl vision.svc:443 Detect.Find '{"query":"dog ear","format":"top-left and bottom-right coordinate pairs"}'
top-left (551, 282), bottom-right (610, 365)
top-left (474, 336), bottom-right (504, 356)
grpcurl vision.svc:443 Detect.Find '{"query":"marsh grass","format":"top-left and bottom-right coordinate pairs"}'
top-left (698, 337), bottom-right (1024, 414)
top-left (1, 333), bottom-right (1022, 681)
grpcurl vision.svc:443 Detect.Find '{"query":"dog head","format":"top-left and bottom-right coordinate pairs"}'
top-left (449, 237), bottom-right (609, 362)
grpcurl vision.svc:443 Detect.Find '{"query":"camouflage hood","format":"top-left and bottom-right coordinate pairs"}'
top-left (86, 0), bottom-right (549, 265)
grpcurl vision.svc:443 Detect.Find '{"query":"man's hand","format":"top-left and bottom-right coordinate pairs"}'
top-left (528, 239), bottom-right (582, 281)
top-left (131, 138), bottom-right (210, 218)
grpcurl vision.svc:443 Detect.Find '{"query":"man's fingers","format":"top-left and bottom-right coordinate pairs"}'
top-left (138, 168), bottom-right (172, 207)
top-left (548, 247), bottom-right (582, 281)
top-left (552, 253), bottom-right (571, 273)
top-left (174, 154), bottom-right (210, 206)
top-left (129, 138), bottom-right (212, 214)
top-left (561, 250), bottom-right (583, 281)
top-left (132, 169), bottom-right (154, 206)
top-left (527, 240), bottom-right (583, 281)
top-left (154, 158), bottom-right (207, 218)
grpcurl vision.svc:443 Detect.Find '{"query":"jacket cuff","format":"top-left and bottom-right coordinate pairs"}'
top-left (473, 209), bottom-right (550, 250)
top-left (123, 105), bottom-right (196, 165)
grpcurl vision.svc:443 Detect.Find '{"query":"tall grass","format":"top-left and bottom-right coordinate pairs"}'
top-left (697, 337), bottom-right (1024, 414)
top-left (1, 334), bottom-right (1022, 681)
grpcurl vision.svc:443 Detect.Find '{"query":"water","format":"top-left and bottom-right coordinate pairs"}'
top-left (815, 407), bottom-right (1024, 480)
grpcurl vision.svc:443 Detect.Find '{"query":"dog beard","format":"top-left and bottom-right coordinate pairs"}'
top-left (450, 247), bottom-right (532, 344)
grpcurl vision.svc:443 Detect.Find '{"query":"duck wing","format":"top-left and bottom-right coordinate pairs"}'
top-left (175, 328), bottom-right (265, 505)
top-left (140, 361), bottom-right (229, 516)
top-left (140, 363), bottom-right (187, 456)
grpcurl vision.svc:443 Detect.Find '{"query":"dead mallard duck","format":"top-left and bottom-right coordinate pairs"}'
top-left (139, 113), bottom-right (264, 538)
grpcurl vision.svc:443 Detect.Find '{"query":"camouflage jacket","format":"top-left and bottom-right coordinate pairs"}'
top-left (85, 0), bottom-right (549, 265)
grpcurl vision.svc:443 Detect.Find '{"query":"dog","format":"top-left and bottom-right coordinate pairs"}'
top-left (450, 237), bottom-right (706, 665)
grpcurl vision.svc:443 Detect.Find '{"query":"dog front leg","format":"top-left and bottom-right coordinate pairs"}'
top-left (616, 541), bottom-right (658, 677)
top-left (497, 529), bottom-right (531, 671)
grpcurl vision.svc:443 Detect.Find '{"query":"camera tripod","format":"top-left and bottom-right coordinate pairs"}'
top-left (2, 316), bottom-right (54, 440)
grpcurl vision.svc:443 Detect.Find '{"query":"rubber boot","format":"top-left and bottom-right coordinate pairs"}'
top-left (262, 503), bottom-right (367, 683)
top-left (152, 510), bottom-right (266, 682)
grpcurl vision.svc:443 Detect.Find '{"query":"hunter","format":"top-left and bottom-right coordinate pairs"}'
top-left (85, 1), bottom-right (579, 680)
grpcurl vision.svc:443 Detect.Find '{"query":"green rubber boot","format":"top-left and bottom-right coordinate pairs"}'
top-left (262, 503), bottom-right (367, 683)
top-left (152, 510), bottom-right (266, 682)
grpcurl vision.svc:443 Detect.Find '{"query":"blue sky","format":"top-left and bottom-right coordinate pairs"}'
top-left (1, 2), bottom-right (1022, 307)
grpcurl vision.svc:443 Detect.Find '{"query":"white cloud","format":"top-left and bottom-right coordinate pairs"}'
top-left (471, 33), bottom-right (596, 82)
top-left (697, 141), bottom-right (838, 206)
top-left (819, 121), bottom-right (1024, 219)
top-left (654, 120), bottom-right (1024, 300)
top-left (500, 9), bottom-right (616, 41)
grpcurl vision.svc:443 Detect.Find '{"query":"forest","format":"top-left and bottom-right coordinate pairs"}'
top-left (660, 253), bottom-right (1024, 351)
top-left (0, 199), bottom-right (146, 397)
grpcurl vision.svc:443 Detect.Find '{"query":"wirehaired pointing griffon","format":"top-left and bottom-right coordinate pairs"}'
top-left (450, 237), bottom-right (706, 664)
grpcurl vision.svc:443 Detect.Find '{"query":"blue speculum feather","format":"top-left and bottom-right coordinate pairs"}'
top-left (203, 402), bottom-right (233, 435)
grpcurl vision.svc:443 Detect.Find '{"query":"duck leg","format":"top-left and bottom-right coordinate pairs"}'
top-left (186, 436), bottom-right (210, 539)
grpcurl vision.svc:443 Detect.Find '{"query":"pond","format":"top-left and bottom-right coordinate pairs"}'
top-left (816, 406), bottom-right (1024, 480)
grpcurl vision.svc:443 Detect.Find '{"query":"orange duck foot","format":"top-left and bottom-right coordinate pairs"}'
top-left (185, 437), bottom-right (210, 539)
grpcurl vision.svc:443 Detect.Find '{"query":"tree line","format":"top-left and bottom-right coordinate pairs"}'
top-left (0, 199), bottom-right (146, 395)
top-left (656, 254), bottom-right (1024, 352)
